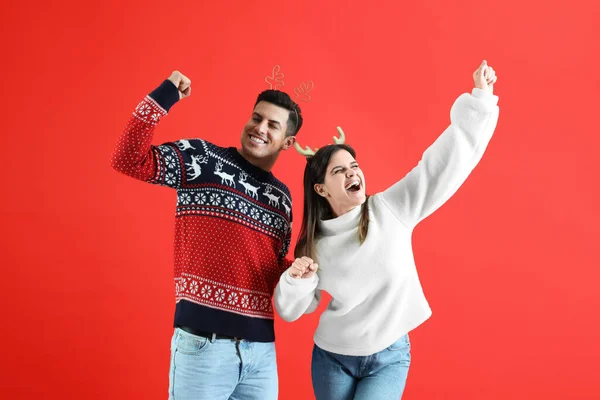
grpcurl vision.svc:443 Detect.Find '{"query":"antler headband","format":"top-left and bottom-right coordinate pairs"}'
top-left (294, 126), bottom-right (346, 157)
top-left (264, 65), bottom-right (344, 157)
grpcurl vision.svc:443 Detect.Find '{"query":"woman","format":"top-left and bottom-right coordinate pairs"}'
top-left (274, 61), bottom-right (500, 399)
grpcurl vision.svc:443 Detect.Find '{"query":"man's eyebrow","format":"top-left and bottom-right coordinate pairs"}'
top-left (253, 112), bottom-right (281, 127)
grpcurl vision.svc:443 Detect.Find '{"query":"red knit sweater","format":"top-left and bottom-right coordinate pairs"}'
top-left (111, 81), bottom-right (293, 341)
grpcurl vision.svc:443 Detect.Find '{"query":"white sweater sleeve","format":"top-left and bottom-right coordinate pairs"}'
top-left (380, 88), bottom-right (499, 228)
top-left (274, 269), bottom-right (320, 322)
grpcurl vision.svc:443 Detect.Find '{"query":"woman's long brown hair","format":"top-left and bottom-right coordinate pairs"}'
top-left (294, 144), bottom-right (370, 261)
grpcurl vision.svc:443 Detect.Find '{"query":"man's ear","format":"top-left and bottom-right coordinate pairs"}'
top-left (314, 184), bottom-right (328, 198)
top-left (282, 135), bottom-right (296, 150)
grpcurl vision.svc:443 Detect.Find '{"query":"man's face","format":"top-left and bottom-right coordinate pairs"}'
top-left (239, 101), bottom-right (295, 165)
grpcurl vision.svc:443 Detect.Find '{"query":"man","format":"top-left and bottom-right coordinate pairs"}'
top-left (111, 70), bottom-right (301, 399)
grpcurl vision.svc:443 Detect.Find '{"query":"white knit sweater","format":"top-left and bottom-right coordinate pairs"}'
top-left (275, 88), bottom-right (500, 356)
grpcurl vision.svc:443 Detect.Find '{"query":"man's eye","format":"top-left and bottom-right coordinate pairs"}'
top-left (269, 124), bottom-right (277, 129)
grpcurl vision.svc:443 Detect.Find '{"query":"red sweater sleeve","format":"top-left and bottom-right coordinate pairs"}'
top-left (111, 96), bottom-right (169, 183)
top-left (111, 80), bottom-right (187, 188)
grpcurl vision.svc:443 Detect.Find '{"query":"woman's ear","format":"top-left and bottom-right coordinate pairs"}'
top-left (314, 183), bottom-right (328, 198)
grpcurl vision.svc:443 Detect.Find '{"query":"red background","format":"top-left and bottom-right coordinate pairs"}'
top-left (1, 0), bottom-right (599, 398)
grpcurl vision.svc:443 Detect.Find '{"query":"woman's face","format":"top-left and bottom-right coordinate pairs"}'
top-left (314, 149), bottom-right (366, 217)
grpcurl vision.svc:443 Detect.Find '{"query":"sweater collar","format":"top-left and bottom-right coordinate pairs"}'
top-left (227, 147), bottom-right (274, 182)
top-left (319, 205), bottom-right (362, 236)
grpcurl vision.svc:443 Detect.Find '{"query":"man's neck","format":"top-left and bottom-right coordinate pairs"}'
top-left (237, 148), bottom-right (277, 172)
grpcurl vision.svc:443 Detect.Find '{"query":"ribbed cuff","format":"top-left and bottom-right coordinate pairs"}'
top-left (472, 87), bottom-right (499, 106)
top-left (149, 80), bottom-right (180, 112)
top-left (284, 270), bottom-right (319, 287)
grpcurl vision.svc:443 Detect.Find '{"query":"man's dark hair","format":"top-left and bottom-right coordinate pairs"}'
top-left (254, 90), bottom-right (303, 137)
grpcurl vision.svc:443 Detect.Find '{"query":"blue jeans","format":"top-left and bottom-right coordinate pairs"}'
top-left (311, 334), bottom-right (411, 400)
top-left (168, 328), bottom-right (278, 400)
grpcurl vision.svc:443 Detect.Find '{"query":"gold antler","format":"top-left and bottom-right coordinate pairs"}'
top-left (333, 126), bottom-right (345, 144)
top-left (294, 81), bottom-right (314, 102)
top-left (294, 142), bottom-right (317, 156)
top-left (294, 126), bottom-right (347, 157)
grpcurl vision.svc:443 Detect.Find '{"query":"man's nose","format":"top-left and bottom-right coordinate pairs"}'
top-left (256, 121), bottom-right (268, 135)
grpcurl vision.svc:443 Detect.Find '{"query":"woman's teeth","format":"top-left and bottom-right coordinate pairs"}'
top-left (346, 181), bottom-right (360, 191)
